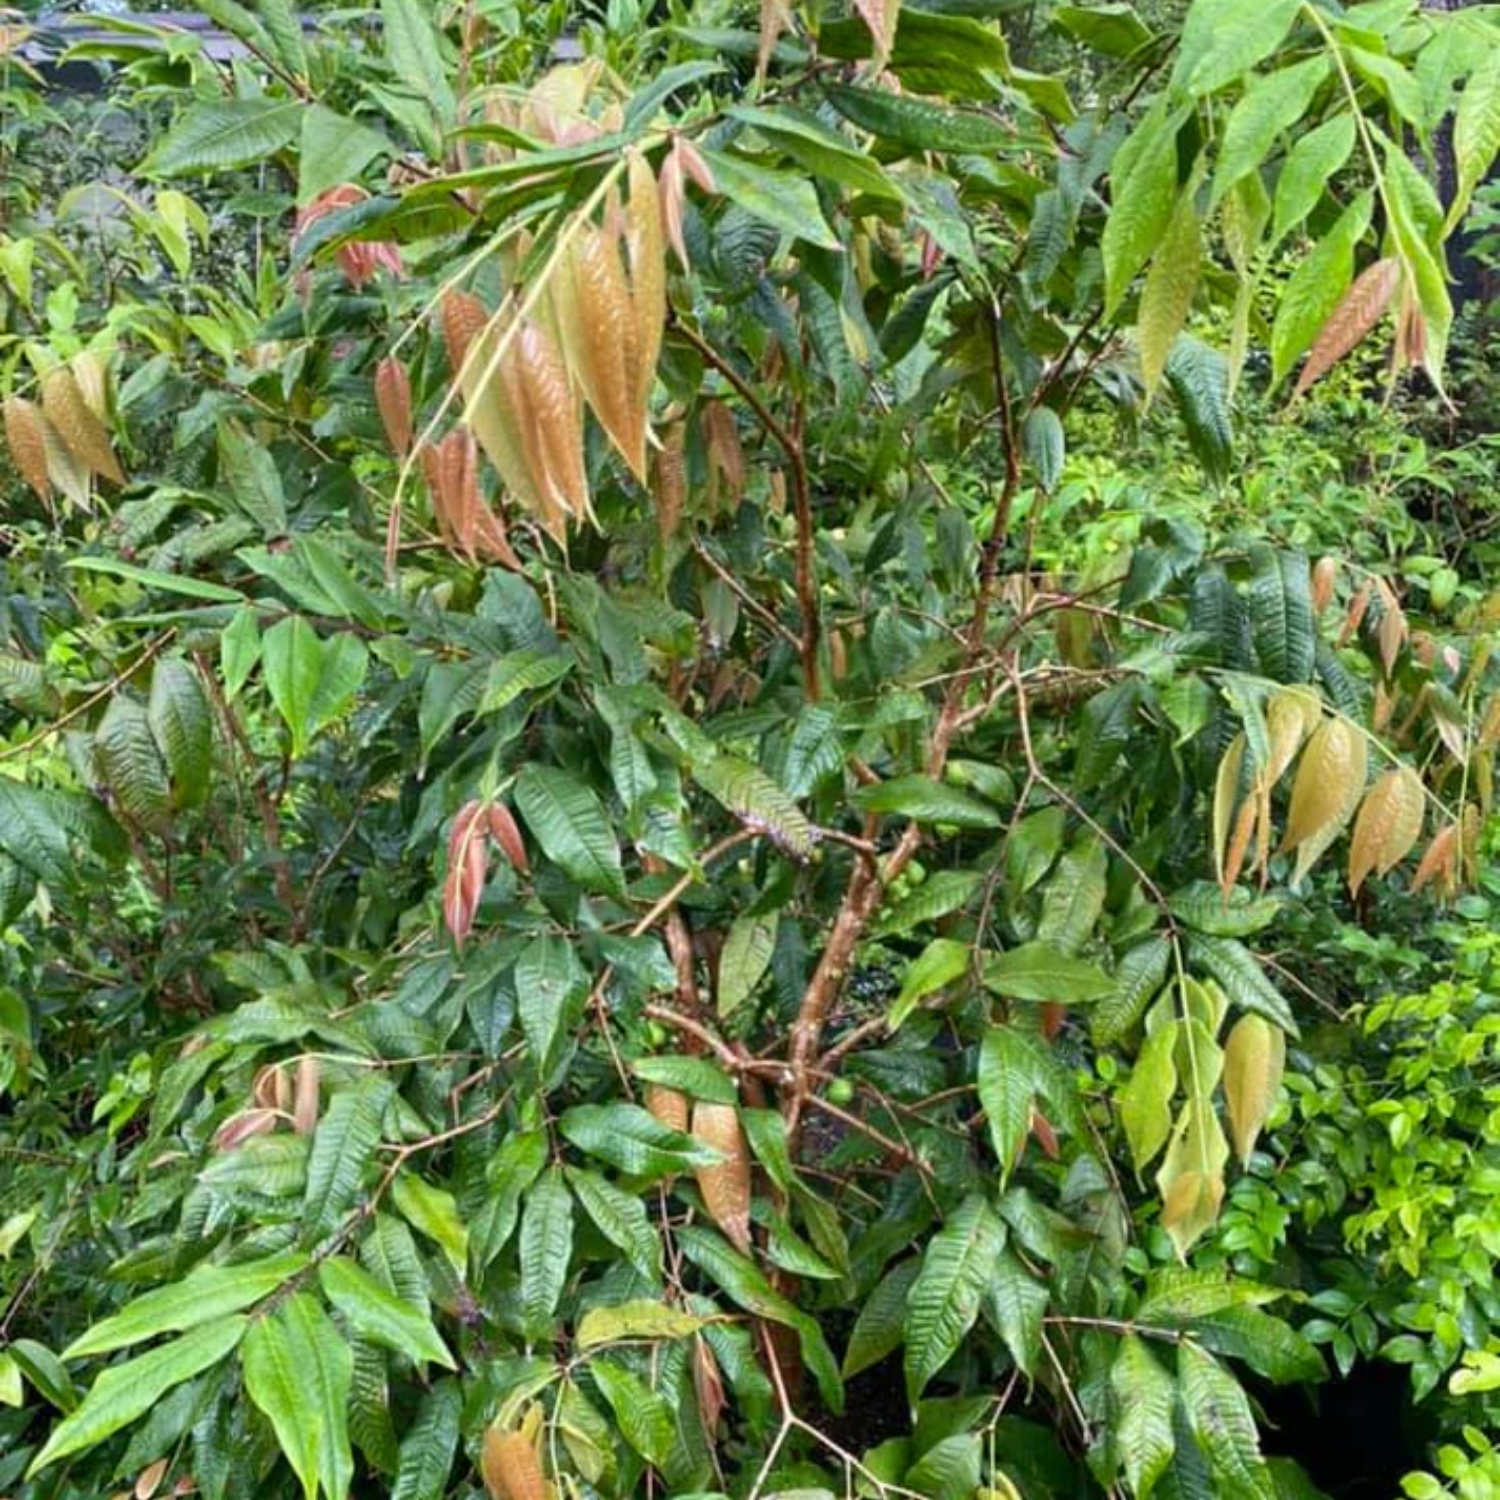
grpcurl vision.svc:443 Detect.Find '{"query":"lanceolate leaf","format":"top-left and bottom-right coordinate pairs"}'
top-left (148, 658), bottom-right (213, 810)
top-left (391, 1380), bottom-right (462, 1500)
top-left (1186, 937), bottom-right (1297, 1035)
top-left (27, 1320), bottom-right (246, 1476)
top-left (318, 1258), bottom-right (456, 1369)
top-left (1270, 192), bottom-right (1373, 388)
top-left (1244, 543), bottom-right (1315, 684)
top-left (1451, 49), bottom-right (1500, 230)
top-left (519, 1169), bottom-right (574, 1340)
top-left (904, 1194), bottom-right (1007, 1402)
top-left (514, 765), bottom-right (626, 899)
top-left (718, 912), bottom-right (779, 1017)
top-left (843, 1259), bottom-right (921, 1378)
top-left (64, 1255), bottom-right (308, 1359)
top-left (302, 1078), bottom-right (393, 1241)
top-left (1103, 101), bottom-right (1183, 315)
top-left (1178, 1342), bottom-right (1273, 1498)
top-left (1165, 337), bottom-right (1233, 483)
top-left (985, 1250), bottom-right (1048, 1378)
top-left (1222, 1015), bottom-right (1285, 1166)
top-left (1172, 0), bottom-right (1301, 96)
top-left (1138, 189), bottom-right (1200, 399)
top-left (1211, 56), bottom-right (1328, 209)
top-left (1112, 1336), bottom-right (1176, 1499)
top-left (1295, 257), bottom-right (1401, 396)
top-left (242, 1294), bottom-right (354, 1500)
top-left (142, 98), bottom-right (304, 176)
top-left (95, 695), bottom-right (173, 835)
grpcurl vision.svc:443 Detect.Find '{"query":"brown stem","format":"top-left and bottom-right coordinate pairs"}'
top-left (782, 297), bottom-right (1025, 1145)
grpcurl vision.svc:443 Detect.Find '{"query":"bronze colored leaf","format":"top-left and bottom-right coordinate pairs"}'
top-left (72, 350), bottom-right (110, 419)
top-left (213, 1108), bottom-right (279, 1152)
top-left (487, 802), bottom-right (531, 876)
top-left (645, 1083), bottom-right (689, 1134)
top-left (1373, 578), bottom-right (1406, 678)
top-left (691, 1100), bottom-right (752, 1253)
top-left (253, 1063), bottom-right (289, 1114)
top-left (482, 1426), bottom-right (547, 1500)
top-left (654, 418), bottom-right (687, 539)
top-left (4, 396), bottom-right (52, 501)
top-left (41, 366), bottom-right (123, 484)
top-left (1223, 1014), bottom-right (1284, 1167)
top-left (293, 1055), bottom-right (320, 1136)
top-left (441, 289), bottom-right (489, 374)
top-left (1348, 765), bottom-right (1425, 894)
top-left (1410, 821), bottom-right (1457, 896)
top-left (701, 401), bottom-right (745, 511)
top-left (627, 150), bottom-right (665, 427)
top-left (693, 1334), bottom-right (726, 1438)
top-left (1212, 733), bottom-right (1246, 893)
top-left (1263, 685), bottom-right (1320, 789)
top-left (516, 320), bottom-right (590, 523)
top-left (757, 0), bottom-right (792, 80)
top-left (1222, 794), bottom-right (1258, 896)
top-left (135, 1458), bottom-right (169, 1500)
top-left (444, 801), bottom-right (490, 946)
top-left (374, 355), bottom-right (413, 460)
top-left (659, 147), bottom-right (689, 273)
top-left (1295, 256), bottom-right (1400, 396)
top-left (1156, 1095), bottom-right (1229, 1260)
top-left (853, 0), bottom-right (900, 70)
top-left (1311, 555), bottom-right (1337, 615)
top-left (1281, 717), bottom-right (1365, 860)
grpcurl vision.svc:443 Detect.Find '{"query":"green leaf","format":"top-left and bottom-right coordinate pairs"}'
top-left (391, 1379), bottom-right (462, 1500)
top-left (65, 556), bottom-right (246, 604)
top-left (242, 1294), bottom-right (354, 1500)
top-left (1054, 2), bottom-right (1152, 55)
top-left (1168, 335), bottom-right (1234, 481)
top-left (589, 1358), bottom-right (677, 1467)
top-left (9, 1340), bottom-right (77, 1413)
top-left (318, 1258), bottom-right (455, 1370)
top-left (1186, 935), bottom-right (1298, 1036)
top-left (823, 81), bottom-right (1017, 154)
top-left (1093, 935), bottom-right (1172, 1046)
top-left (891, 937), bottom-right (971, 1030)
top-left (741, 1107), bottom-right (795, 1194)
top-left (380, 0), bottom-right (456, 123)
top-left (1451, 50), bottom-right (1500, 229)
top-left (692, 755), bottom-right (814, 857)
top-left (1172, 0), bottom-right (1302, 96)
top-left (1270, 191), bottom-right (1372, 388)
top-left (1211, 57), bottom-right (1328, 209)
top-left (1112, 1336), bottom-right (1177, 1499)
top-left (1188, 1305), bottom-right (1324, 1384)
top-left (0, 1351), bottom-right (19, 1408)
top-left (64, 1254), bottom-right (307, 1359)
top-left (727, 105), bottom-right (899, 201)
top-left (697, 148), bottom-right (840, 249)
top-left (985, 1249), bottom-right (1048, 1378)
top-left (676, 1226), bottom-right (844, 1412)
top-left (390, 1175), bottom-right (469, 1276)
top-left (852, 776), bottom-right (1003, 828)
top-left (1103, 102), bottom-right (1182, 315)
top-left (474, 1129), bottom-right (548, 1271)
top-left (1023, 405), bottom-right (1066, 491)
top-left (906, 1434), bottom-right (983, 1500)
top-left (904, 1194), bottom-right (1007, 1402)
top-left (148, 657), bottom-right (212, 810)
top-left (1244, 545), bottom-right (1314, 683)
top-left (299, 105), bottom-right (390, 206)
top-left (1037, 840), bottom-right (1108, 956)
top-left (519, 1168), bottom-right (574, 1341)
top-left (718, 912), bottom-right (779, 1018)
top-left (559, 1102), bottom-right (721, 1180)
top-left (220, 605), bottom-right (262, 698)
top-left (1138, 189), bottom-right (1201, 398)
top-left (631, 1055), bottom-right (738, 1104)
top-left (514, 765), bottom-right (626, 899)
top-left (565, 1169), bottom-right (662, 1281)
top-left (1271, 115), bottom-right (1355, 245)
top-left (1169, 884), bottom-right (1282, 938)
top-left (577, 1300), bottom-right (704, 1349)
top-left (302, 1078), bottom-right (392, 1241)
top-left (142, 98), bottom-right (304, 176)
top-left (515, 934), bottom-right (589, 1078)
top-left (219, 422), bottom-right (289, 536)
top-left (1136, 1267), bottom-right (1286, 1322)
top-left (259, 0), bottom-right (307, 75)
top-left (95, 694), bottom-right (173, 834)
top-left (262, 617), bottom-right (369, 758)
top-left (27, 1319), bottom-right (246, 1476)
top-left (978, 1025), bottom-right (1040, 1179)
top-left (1177, 1342), bottom-right (1273, 1499)
top-left (1120, 1023), bottom-right (1179, 1174)
top-left (872, 870), bottom-right (983, 937)
top-left (843, 1259), bottom-right (921, 1378)
top-left (983, 942), bottom-right (1113, 1003)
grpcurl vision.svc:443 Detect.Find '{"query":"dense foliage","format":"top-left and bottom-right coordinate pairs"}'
top-left (3, 1), bottom-right (1500, 1498)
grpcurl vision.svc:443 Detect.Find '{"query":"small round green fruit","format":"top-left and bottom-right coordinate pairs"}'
top-left (827, 1078), bottom-right (856, 1106)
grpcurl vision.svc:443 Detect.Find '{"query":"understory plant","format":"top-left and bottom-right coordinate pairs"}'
top-left (3, 0), bottom-right (1500, 1497)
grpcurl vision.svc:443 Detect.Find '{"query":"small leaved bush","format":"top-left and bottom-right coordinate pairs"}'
top-left (2, 1), bottom-right (1500, 1498)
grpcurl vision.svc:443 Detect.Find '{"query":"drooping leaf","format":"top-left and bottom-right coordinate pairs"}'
top-left (514, 765), bottom-right (626, 899)
top-left (1112, 1336), bottom-right (1177, 1499)
top-left (64, 1255), bottom-right (308, 1359)
top-left (1222, 1015), bottom-right (1285, 1166)
top-left (148, 658), bottom-right (213, 810)
top-left (302, 1078), bottom-right (392, 1241)
top-left (984, 1249), bottom-right (1048, 1378)
top-left (904, 1194), bottom-right (1007, 1402)
top-left (1120, 1023), bottom-right (1179, 1175)
top-left (318, 1258), bottom-right (455, 1370)
top-left (519, 1169), bottom-right (574, 1341)
top-left (1171, 0), bottom-right (1302, 96)
top-left (390, 1380), bottom-right (462, 1500)
top-left (242, 1294), bottom-right (354, 1500)
top-left (718, 912), bottom-right (779, 1018)
top-left (843, 1259), bottom-right (921, 1379)
top-left (1138, 189), bottom-right (1200, 398)
top-left (1177, 1342), bottom-right (1273, 1499)
top-left (27, 1320), bottom-right (247, 1477)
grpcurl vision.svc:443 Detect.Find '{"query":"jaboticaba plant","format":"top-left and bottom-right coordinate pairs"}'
top-left (1, 0), bottom-right (1500, 1497)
